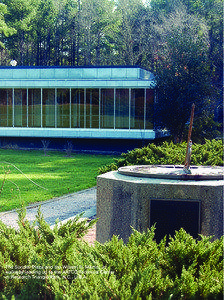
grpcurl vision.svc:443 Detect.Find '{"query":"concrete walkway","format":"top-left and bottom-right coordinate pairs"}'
top-left (0, 187), bottom-right (97, 230)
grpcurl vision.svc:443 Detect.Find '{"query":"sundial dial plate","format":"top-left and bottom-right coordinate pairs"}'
top-left (118, 165), bottom-right (224, 180)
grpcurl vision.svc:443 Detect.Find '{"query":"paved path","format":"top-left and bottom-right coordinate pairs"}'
top-left (0, 187), bottom-right (97, 230)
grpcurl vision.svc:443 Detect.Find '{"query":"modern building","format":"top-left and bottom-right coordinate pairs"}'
top-left (0, 66), bottom-right (157, 152)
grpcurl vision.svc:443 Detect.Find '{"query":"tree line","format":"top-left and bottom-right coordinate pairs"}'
top-left (0, 0), bottom-right (223, 141)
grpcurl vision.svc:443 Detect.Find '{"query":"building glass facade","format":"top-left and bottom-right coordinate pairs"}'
top-left (0, 87), bottom-right (154, 130)
top-left (0, 66), bottom-right (156, 140)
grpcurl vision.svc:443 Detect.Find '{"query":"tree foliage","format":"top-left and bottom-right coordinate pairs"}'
top-left (0, 0), bottom-right (222, 140)
top-left (150, 0), bottom-right (223, 139)
top-left (0, 3), bottom-right (16, 48)
top-left (152, 7), bottom-right (214, 141)
top-left (0, 0), bottom-right (221, 70)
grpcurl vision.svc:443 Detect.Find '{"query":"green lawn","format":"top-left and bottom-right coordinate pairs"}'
top-left (0, 149), bottom-right (115, 212)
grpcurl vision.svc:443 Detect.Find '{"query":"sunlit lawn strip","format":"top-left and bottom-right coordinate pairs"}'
top-left (0, 149), bottom-right (115, 212)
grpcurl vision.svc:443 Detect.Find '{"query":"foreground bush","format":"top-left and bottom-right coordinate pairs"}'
top-left (99, 139), bottom-right (223, 174)
top-left (0, 209), bottom-right (223, 299)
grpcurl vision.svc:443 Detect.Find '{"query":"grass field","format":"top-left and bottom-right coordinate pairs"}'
top-left (0, 149), bottom-right (115, 212)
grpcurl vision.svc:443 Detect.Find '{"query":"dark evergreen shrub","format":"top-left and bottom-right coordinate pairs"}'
top-left (0, 209), bottom-right (223, 299)
top-left (99, 139), bottom-right (223, 174)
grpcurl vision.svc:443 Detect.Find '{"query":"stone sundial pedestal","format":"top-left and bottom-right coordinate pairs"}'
top-left (96, 165), bottom-right (224, 244)
top-left (97, 105), bottom-right (223, 243)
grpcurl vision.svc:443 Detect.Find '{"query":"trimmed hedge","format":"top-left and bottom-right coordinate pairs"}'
top-left (98, 139), bottom-right (223, 174)
top-left (0, 209), bottom-right (223, 299)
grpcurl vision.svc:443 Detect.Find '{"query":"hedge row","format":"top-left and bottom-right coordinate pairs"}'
top-left (0, 208), bottom-right (223, 299)
top-left (99, 139), bottom-right (223, 174)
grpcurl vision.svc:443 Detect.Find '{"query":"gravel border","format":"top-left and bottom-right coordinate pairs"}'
top-left (0, 187), bottom-right (97, 230)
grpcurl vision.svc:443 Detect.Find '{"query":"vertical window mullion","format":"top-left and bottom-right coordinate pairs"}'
top-left (90, 90), bottom-right (92, 128)
top-left (6, 90), bottom-right (9, 127)
top-left (99, 88), bottom-right (101, 129)
top-left (31, 90), bottom-right (33, 127)
top-left (12, 88), bottom-right (15, 127)
top-left (84, 88), bottom-right (86, 128)
top-left (41, 88), bottom-right (43, 128)
top-left (55, 88), bottom-right (57, 128)
top-left (21, 90), bottom-right (23, 126)
top-left (114, 88), bottom-right (116, 129)
top-left (78, 90), bottom-right (81, 127)
top-left (144, 88), bottom-right (146, 130)
top-left (70, 88), bottom-right (72, 128)
top-left (27, 89), bottom-right (29, 127)
top-left (129, 88), bottom-right (131, 130)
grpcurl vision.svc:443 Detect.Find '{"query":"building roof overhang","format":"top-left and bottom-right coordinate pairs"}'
top-left (0, 66), bottom-right (156, 89)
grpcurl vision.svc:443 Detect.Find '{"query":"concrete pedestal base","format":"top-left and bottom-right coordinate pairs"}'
top-left (96, 171), bottom-right (223, 244)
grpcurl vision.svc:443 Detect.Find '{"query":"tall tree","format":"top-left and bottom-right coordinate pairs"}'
top-left (30, 0), bottom-right (56, 66)
top-left (2, 0), bottom-right (37, 65)
top-left (151, 0), bottom-right (223, 131)
top-left (68, 0), bottom-right (80, 66)
top-left (0, 2), bottom-right (16, 64)
top-left (79, 0), bottom-right (118, 65)
top-left (115, 0), bottom-right (147, 65)
top-left (51, 0), bottom-right (78, 65)
top-left (0, 3), bottom-right (15, 48)
top-left (153, 7), bottom-right (214, 141)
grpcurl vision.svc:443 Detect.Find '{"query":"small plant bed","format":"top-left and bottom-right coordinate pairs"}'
top-left (0, 209), bottom-right (223, 299)
top-left (0, 150), bottom-right (115, 212)
top-left (99, 139), bottom-right (223, 174)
